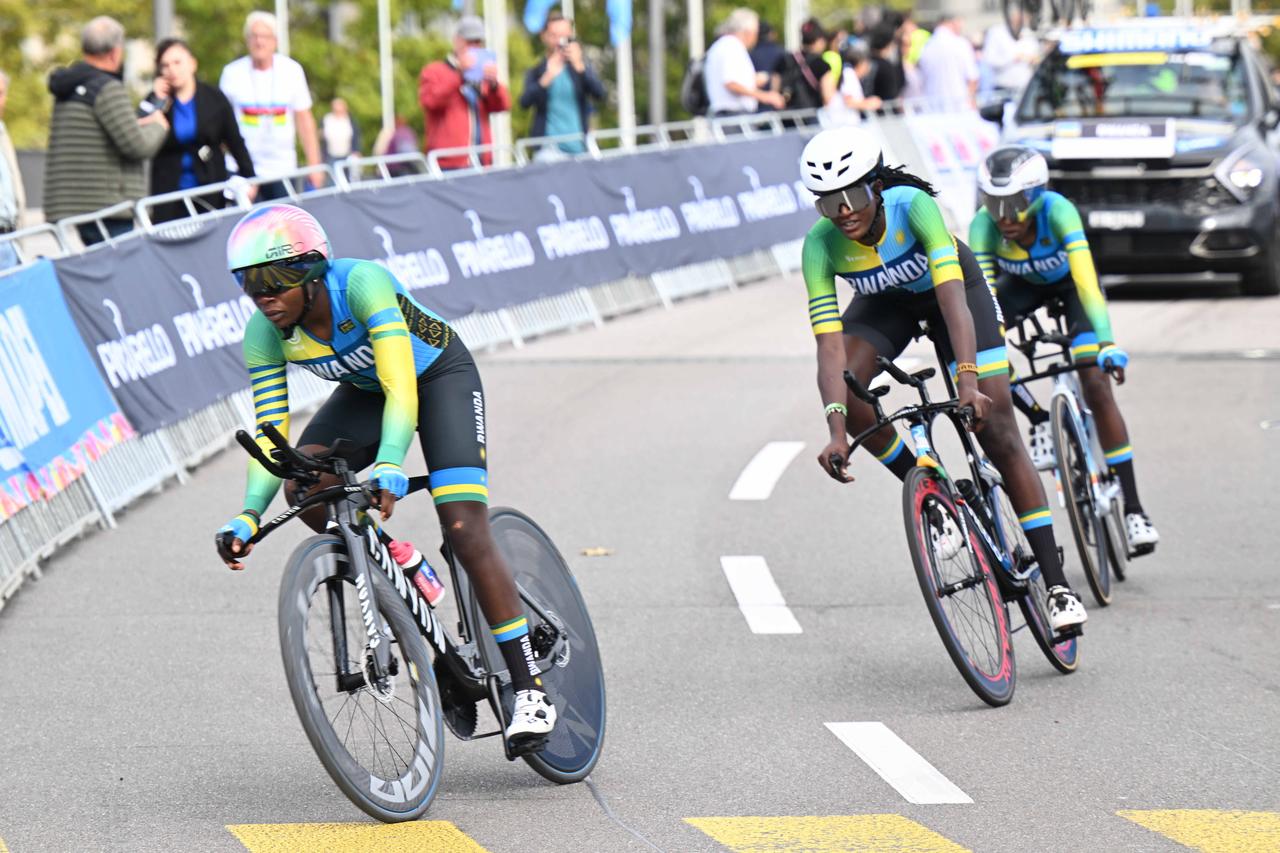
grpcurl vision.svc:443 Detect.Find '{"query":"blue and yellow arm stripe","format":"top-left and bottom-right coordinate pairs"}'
top-left (808, 293), bottom-right (843, 335)
top-left (428, 466), bottom-right (489, 505)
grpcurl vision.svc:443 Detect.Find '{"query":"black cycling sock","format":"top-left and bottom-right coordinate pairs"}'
top-left (1019, 509), bottom-right (1069, 589)
top-left (1110, 459), bottom-right (1143, 516)
top-left (491, 616), bottom-right (542, 693)
top-left (1011, 382), bottom-right (1050, 426)
top-left (873, 433), bottom-right (915, 481)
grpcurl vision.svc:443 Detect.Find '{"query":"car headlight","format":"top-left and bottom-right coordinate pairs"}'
top-left (1217, 146), bottom-right (1269, 202)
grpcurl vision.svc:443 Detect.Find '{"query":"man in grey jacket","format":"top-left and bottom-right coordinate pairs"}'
top-left (44, 17), bottom-right (168, 246)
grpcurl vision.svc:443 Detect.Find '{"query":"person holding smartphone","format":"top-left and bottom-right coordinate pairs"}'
top-left (519, 10), bottom-right (605, 158)
top-left (418, 15), bottom-right (510, 170)
top-left (147, 38), bottom-right (256, 223)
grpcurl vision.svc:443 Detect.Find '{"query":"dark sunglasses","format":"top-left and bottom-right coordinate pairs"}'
top-left (981, 190), bottom-right (1033, 223)
top-left (815, 183), bottom-right (875, 219)
top-left (233, 252), bottom-right (327, 298)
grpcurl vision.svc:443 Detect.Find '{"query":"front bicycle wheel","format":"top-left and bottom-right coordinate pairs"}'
top-left (904, 467), bottom-right (1015, 707)
top-left (992, 485), bottom-right (1079, 674)
top-left (1051, 395), bottom-right (1112, 606)
top-left (467, 508), bottom-right (606, 784)
top-left (279, 535), bottom-right (444, 823)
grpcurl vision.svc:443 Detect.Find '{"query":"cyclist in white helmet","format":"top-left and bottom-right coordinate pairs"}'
top-left (799, 126), bottom-right (1087, 632)
top-left (970, 146), bottom-right (1158, 555)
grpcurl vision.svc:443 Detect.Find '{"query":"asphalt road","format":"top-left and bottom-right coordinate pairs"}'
top-left (0, 274), bottom-right (1277, 853)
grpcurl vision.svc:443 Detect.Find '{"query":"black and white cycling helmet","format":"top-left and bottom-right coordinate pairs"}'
top-left (978, 146), bottom-right (1049, 221)
top-left (799, 127), bottom-right (885, 218)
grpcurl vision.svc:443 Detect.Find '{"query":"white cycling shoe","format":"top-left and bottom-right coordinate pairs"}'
top-left (1046, 585), bottom-right (1088, 633)
top-left (1125, 512), bottom-right (1160, 555)
top-left (505, 689), bottom-right (556, 751)
top-left (1029, 422), bottom-right (1056, 471)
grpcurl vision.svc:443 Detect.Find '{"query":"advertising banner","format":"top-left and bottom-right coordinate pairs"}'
top-left (0, 260), bottom-right (131, 517)
top-left (55, 135), bottom-right (818, 435)
top-left (56, 231), bottom-right (255, 434)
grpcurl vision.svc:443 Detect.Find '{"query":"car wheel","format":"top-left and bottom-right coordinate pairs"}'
top-left (1241, 244), bottom-right (1280, 297)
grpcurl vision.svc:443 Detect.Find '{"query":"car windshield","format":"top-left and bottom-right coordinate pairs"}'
top-left (1017, 48), bottom-right (1249, 121)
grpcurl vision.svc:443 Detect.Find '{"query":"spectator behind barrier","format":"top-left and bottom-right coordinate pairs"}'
top-left (0, 70), bottom-right (25, 270)
top-left (820, 45), bottom-right (883, 127)
top-left (778, 18), bottom-right (835, 113)
top-left (322, 97), bottom-right (362, 163)
top-left (917, 14), bottom-right (979, 110)
top-left (146, 38), bottom-right (256, 224)
top-left (865, 23), bottom-right (904, 103)
top-left (219, 11), bottom-right (323, 199)
top-left (371, 115), bottom-right (420, 177)
top-left (981, 11), bottom-right (1039, 100)
top-left (704, 8), bottom-right (785, 118)
top-left (420, 15), bottom-right (511, 170)
top-left (520, 11), bottom-right (605, 158)
top-left (43, 17), bottom-right (168, 247)
top-left (749, 20), bottom-right (787, 111)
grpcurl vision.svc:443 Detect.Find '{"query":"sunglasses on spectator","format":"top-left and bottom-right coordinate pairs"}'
top-left (233, 251), bottom-right (328, 298)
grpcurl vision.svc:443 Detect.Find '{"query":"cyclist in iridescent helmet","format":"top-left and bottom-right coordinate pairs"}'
top-left (971, 146), bottom-right (1158, 555)
top-left (799, 126), bottom-right (1087, 632)
top-left (216, 203), bottom-right (556, 751)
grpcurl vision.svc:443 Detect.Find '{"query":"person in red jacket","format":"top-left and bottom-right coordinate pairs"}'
top-left (419, 16), bottom-right (511, 170)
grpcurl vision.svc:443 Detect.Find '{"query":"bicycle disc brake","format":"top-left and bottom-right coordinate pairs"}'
top-left (434, 657), bottom-right (479, 739)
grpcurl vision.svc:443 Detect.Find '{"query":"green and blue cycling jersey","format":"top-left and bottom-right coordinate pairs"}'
top-left (240, 258), bottom-right (452, 515)
top-left (802, 185), bottom-right (963, 336)
top-left (968, 190), bottom-right (1114, 347)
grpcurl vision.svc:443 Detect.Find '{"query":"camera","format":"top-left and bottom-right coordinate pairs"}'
top-left (557, 36), bottom-right (576, 50)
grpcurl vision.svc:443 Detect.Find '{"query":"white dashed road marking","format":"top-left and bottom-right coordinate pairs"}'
top-left (720, 556), bottom-right (803, 634)
top-left (825, 722), bottom-right (973, 805)
top-left (729, 441), bottom-right (805, 501)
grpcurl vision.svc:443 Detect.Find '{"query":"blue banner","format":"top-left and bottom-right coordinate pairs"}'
top-left (607, 0), bottom-right (632, 45)
top-left (0, 260), bottom-right (130, 515)
top-left (523, 0), bottom-right (560, 33)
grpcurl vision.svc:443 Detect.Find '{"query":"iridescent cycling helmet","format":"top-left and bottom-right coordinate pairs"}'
top-left (226, 203), bottom-right (331, 273)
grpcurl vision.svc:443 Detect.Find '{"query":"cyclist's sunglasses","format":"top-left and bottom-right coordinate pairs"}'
top-left (981, 190), bottom-right (1033, 223)
top-left (233, 251), bottom-right (328, 298)
top-left (814, 183), bottom-right (875, 219)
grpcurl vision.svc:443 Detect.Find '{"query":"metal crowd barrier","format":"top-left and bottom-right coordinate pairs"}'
top-left (0, 107), bottom-right (887, 611)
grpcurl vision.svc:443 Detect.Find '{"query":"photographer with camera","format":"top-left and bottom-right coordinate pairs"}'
top-left (519, 11), bottom-right (605, 159)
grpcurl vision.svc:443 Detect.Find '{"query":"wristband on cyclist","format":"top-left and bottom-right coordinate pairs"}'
top-left (824, 402), bottom-right (848, 417)
top-left (955, 362), bottom-right (980, 377)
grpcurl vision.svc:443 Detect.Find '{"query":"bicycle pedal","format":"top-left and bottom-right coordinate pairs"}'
top-left (504, 734), bottom-right (549, 760)
top-left (1053, 625), bottom-right (1083, 641)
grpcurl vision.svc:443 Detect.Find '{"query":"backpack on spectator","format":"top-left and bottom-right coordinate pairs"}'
top-left (680, 56), bottom-right (710, 116)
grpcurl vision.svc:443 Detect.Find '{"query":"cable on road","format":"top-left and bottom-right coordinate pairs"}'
top-left (585, 777), bottom-right (668, 852)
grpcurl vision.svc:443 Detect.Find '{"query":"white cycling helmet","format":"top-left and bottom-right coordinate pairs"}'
top-left (799, 126), bottom-right (884, 194)
top-left (978, 146), bottom-right (1049, 221)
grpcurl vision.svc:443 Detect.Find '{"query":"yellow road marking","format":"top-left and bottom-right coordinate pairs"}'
top-left (1118, 810), bottom-right (1280, 853)
top-left (227, 821), bottom-right (490, 853)
top-left (685, 815), bottom-right (971, 852)
top-left (0, 836), bottom-right (8, 853)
